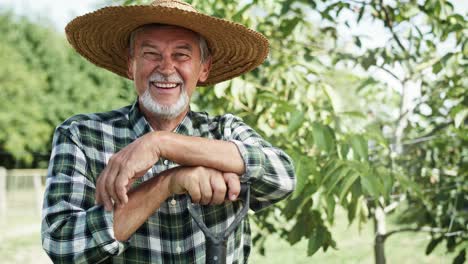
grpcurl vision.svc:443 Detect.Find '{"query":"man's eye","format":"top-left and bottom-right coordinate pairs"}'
top-left (143, 52), bottom-right (160, 59)
top-left (174, 53), bottom-right (189, 59)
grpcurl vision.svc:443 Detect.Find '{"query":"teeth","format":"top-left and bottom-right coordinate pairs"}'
top-left (152, 82), bottom-right (178, 88)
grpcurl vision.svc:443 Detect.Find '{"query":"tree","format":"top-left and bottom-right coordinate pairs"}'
top-left (0, 11), bottom-right (134, 168)
top-left (167, 0), bottom-right (466, 262)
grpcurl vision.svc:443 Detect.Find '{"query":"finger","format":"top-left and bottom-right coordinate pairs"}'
top-left (224, 173), bottom-right (241, 201)
top-left (105, 163), bottom-right (121, 207)
top-left (186, 177), bottom-right (201, 203)
top-left (115, 167), bottom-right (131, 204)
top-left (98, 170), bottom-right (114, 211)
top-left (95, 168), bottom-right (106, 205)
top-left (197, 171), bottom-right (213, 205)
top-left (210, 174), bottom-right (227, 205)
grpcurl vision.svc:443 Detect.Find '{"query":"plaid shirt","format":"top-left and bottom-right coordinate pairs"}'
top-left (41, 100), bottom-right (295, 264)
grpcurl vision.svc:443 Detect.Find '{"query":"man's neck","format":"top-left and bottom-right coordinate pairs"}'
top-left (141, 106), bottom-right (188, 132)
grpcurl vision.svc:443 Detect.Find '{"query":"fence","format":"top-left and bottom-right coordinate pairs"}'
top-left (0, 167), bottom-right (47, 218)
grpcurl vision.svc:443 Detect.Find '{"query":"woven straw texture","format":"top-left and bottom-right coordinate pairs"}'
top-left (65, 0), bottom-right (269, 86)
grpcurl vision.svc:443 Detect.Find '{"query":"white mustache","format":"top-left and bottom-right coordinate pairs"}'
top-left (149, 72), bottom-right (183, 83)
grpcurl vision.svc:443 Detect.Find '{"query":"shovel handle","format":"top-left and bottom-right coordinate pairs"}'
top-left (187, 183), bottom-right (250, 264)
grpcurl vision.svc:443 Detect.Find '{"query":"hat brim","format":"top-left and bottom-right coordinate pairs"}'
top-left (65, 5), bottom-right (269, 86)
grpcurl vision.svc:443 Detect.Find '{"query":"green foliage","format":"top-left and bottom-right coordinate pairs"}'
top-left (0, 11), bottom-right (134, 167)
top-left (184, 0), bottom-right (467, 261)
top-left (182, 0), bottom-right (396, 256)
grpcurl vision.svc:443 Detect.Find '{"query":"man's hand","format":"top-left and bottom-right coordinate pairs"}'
top-left (167, 166), bottom-right (241, 205)
top-left (95, 133), bottom-right (160, 210)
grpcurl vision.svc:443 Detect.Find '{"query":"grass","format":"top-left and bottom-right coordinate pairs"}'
top-left (249, 210), bottom-right (455, 264)
top-left (1, 189), bottom-right (457, 264)
top-left (0, 188), bottom-right (51, 264)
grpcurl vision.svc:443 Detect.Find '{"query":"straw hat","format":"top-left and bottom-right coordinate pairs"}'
top-left (65, 0), bottom-right (269, 86)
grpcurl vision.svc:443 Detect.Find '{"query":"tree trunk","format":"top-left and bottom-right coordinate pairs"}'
top-left (374, 205), bottom-right (387, 264)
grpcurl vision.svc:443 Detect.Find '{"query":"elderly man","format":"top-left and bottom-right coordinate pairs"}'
top-left (41, 0), bottom-right (295, 263)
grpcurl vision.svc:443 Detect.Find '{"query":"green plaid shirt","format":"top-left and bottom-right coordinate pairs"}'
top-left (41, 100), bottom-right (295, 264)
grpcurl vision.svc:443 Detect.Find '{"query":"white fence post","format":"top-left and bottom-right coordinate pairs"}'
top-left (0, 167), bottom-right (7, 219)
top-left (6, 169), bottom-right (47, 216)
top-left (33, 173), bottom-right (43, 215)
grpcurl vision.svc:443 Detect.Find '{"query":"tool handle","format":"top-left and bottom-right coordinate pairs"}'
top-left (187, 183), bottom-right (250, 264)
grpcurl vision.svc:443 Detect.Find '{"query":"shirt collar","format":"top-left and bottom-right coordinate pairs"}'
top-left (127, 99), bottom-right (195, 137)
top-left (128, 100), bottom-right (151, 138)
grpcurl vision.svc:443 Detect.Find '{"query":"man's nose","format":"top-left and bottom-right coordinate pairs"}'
top-left (157, 56), bottom-right (175, 75)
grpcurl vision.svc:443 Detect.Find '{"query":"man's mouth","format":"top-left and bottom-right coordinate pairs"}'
top-left (151, 82), bottom-right (180, 89)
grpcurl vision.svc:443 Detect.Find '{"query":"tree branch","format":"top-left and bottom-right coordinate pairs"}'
top-left (403, 121), bottom-right (452, 146)
top-left (384, 227), bottom-right (467, 240)
top-left (375, 64), bottom-right (403, 82)
top-left (343, 0), bottom-right (371, 5)
top-left (378, 0), bottom-right (407, 54)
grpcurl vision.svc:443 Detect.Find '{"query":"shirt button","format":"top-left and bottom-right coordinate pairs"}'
top-left (170, 199), bottom-right (177, 206)
top-left (176, 246), bottom-right (182, 253)
top-left (163, 160), bottom-right (169, 165)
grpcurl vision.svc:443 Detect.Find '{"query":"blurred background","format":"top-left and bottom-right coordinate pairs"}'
top-left (0, 0), bottom-right (466, 263)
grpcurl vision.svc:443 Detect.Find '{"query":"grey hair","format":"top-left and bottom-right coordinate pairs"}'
top-left (128, 24), bottom-right (211, 63)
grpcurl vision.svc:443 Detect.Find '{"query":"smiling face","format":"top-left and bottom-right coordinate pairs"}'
top-left (127, 25), bottom-right (211, 120)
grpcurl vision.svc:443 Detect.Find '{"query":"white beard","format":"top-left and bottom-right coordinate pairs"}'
top-left (140, 73), bottom-right (189, 120)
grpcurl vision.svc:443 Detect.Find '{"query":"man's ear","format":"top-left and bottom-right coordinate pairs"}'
top-left (127, 56), bottom-right (134, 80)
top-left (198, 57), bottom-right (212, 83)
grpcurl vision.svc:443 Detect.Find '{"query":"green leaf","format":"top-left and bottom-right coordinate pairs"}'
top-left (453, 249), bottom-right (466, 264)
top-left (325, 166), bottom-right (352, 196)
top-left (288, 222), bottom-right (304, 245)
top-left (356, 77), bottom-right (378, 92)
top-left (349, 134), bottom-right (368, 160)
top-left (281, 17), bottom-right (302, 36)
top-left (454, 108), bottom-right (468, 128)
top-left (324, 195), bottom-right (336, 224)
top-left (288, 110), bottom-right (305, 134)
top-left (354, 36), bottom-right (362, 48)
top-left (395, 173), bottom-right (423, 198)
top-left (357, 6), bottom-right (365, 22)
top-left (320, 159), bottom-right (344, 186)
top-left (441, 52), bottom-right (454, 65)
top-left (283, 196), bottom-right (307, 220)
top-left (214, 81), bottom-right (230, 98)
top-left (360, 173), bottom-right (381, 197)
top-left (425, 236), bottom-right (444, 255)
top-left (312, 122), bottom-right (335, 153)
top-left (339, 171), bottom-right (360, 202)
top-left (361, 52), bottom-right (377, 70)
top-left (339, 143), bottom-right (350, 159)
top-left (338, 111), bottom-right (366, 119)
top-left (379, 167), bottom-right (393, 199)
top-left (291, 156), bottom-right (315, 199)
top-left (232, 2), bottom-right (254, 21)
top-left (308, 227), bottom-right (324, 256)
top-left (432, 61), bottom-right (443, 74)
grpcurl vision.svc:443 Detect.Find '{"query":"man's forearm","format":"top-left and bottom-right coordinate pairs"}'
top-left (153, 131), bottom-right (245, 175)
top-left (113, 170), bottom-right (171, 241)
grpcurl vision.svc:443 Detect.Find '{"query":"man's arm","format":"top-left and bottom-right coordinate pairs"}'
top-left (42, 128), bottom-right (126, 263)
top-left (113, 167), bottom-right (240, 241)
top-left (95, 131), bottom-right (245, 210)
top-left (154, 131), bottom-right (245, 175)
top-left (98, 114), bottom-right (296, 212)
top-left (220, 114), bottom-right (296, 211)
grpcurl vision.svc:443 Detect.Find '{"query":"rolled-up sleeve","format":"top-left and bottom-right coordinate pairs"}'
top-left (222, 114), bottom-right (296, 211)
top-left (41, 127), bottom-right (128, 263)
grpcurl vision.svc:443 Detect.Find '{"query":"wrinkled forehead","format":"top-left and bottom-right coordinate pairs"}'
top-left (132, 24), bottom-right (201, 46)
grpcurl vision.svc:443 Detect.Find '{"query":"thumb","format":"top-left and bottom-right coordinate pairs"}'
top-left (223, 172), bottom-right (240, 201)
